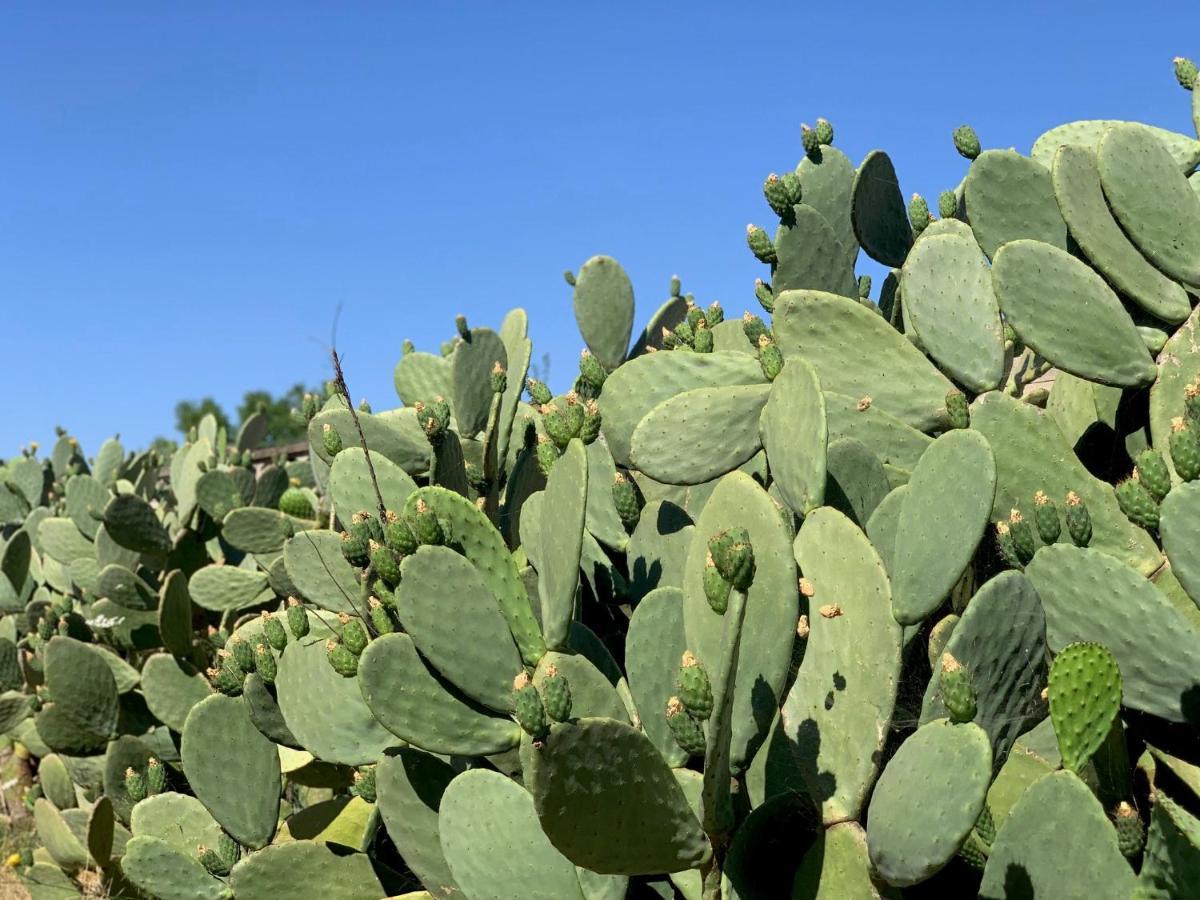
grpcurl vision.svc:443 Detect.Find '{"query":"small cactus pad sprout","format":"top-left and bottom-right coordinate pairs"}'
top-left (1048, 641), bottom-right (1122, 773)
top-left (938, 189), bottom-right (958, 219)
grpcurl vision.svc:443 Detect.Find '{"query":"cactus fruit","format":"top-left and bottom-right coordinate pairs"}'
top-left (578, 350), bottom-right (606, 393)
top-left (125, 767), bottom-right (146, 803)
top-left (665, 695), bottom-right (706, 757)
top-left (857, 274), bottom-right (872, 299)
top-left (351, 765), bottom-right (377, 803)
top-left (1185, 382), bottom-right (1200, 425)
top-left (1007, 509), bottom-right (1036, 564)
top-left (407, 498), bottom-right (445, 546)
top-left (370, 540), bottom-right (402, 587)
top-left (801, 123), bottom-right (820, 158)
top-left (754, 278), bottom-right (774, 313)
top-left (341, 529), bottom-right (370, 567)
top-left (938, 189), bottom-right (958, 219)
top-left (325, 639), bottom-right (358, 677)
top-left (490, 362), bottom-right (507, 394)
top-left (1173, 56), bottom-right (1198, 89)
top-left (1115, 477), bottom-right (1159, 530)
top-left (543, 393), bottom-right (586, 448)
top-left (1134, 449), bottom-right (1172, 501)
top-left (339, 613), bottom-right (369, 656)
top-left (254, 643), bottom-right (277, 684)
top-left (1064, 491), bottom-right (1093, 547)
top-left (230, 636), bottom-right (255, 674)
top-left (540, 664), bottom-right (573, 722)
top-left (612, 473), bottom-right (641, 530)
top-left (909, 193), bottom-right (932, 235)
top-left (746, 224), bottom-right (777, 264)
top-left (579, 399), bottom-right (602, 444)
top-left (416, 398), bottom-right (452, 445)
top-left (702, 552), bottom-right (731, 615)
top-left (382, 510), bottom-right (418, 556)
top-left (693, 323), bottom-right (714, 354)
top-left (286, 597), bottom-right (309, 638)
top-left (1169, 417), bottom-right (1200, 481)
top-left (708, 527), bottom-right (755, 592)
top-left (322, 423), bottom-right (343, 457)
top-left (814, 117), bottom-right (834, 146)
top-left (764, 173), bottom-right (795, 220)
top-left (536, 434), bottom-right (560, 476)
top-left (953, 124), bottom-right (981, 159)
top-left (945, 389), bottom-right (970, 430)
top-left (279, 482), bottom-right (314, 519)
top-left (368, 596), bottom-right (394, 636)
top-left (526, 378), bottom-right (553, 406)
top-left (757, 335), bottom-right (784, 382)
top-left (677, 651), bottom-right (713, 720)
top-left (261, 612), bottom-right (288, 652)
top-left (939, 653), bottom-right (977, 723)
top-left (513, 672), bottom-right (549, 740)
top-left (1033, 490), bottom-right (1061, 544)
top-left (209, 654), bottom-right (244, 696)
top-left (1112, 803), bottom-right (1144, 858)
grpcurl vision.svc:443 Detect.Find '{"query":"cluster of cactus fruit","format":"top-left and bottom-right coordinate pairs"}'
top-left (1, 59), bottom-right (1200, 900)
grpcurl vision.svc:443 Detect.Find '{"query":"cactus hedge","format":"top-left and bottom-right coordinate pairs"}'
top-left (2, 61), bottom-right (1200, 899)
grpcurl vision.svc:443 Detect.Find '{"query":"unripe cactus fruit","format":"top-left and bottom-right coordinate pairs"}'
top-left (1169, 417), bottom-right (1200, 481)
top-left (1134, 449), bottom-right (1172, 501)
top-left (207, 659), bottom-right (243, 696)
top-left (665, 696), bottom-right (706, 757)
top-left (677, 651), bottom-right (713, 720)
top-left (146, 758), bottom-right (166, 796)
top-left (261, 612), bottom-right (288, 652)
top-left (415, 398), bottom-right (451, 446)
top-left (702, 552), bottom-right (731, 615)
top-left (742, 312), bottom-right (769, 346)
top-left (800, 123), bottom-right (820, 158)
top-left (995, 521), bottom-right (1022, 569)
top-left (1115, 477), bottom-right (1159, 530)
top-left (672, 319), bottom-right (695, 349)
top-left (953, 124), bottom-right (982, 159)
top-left (764, 173), bottom-right (796, 221)
top-left (1184, 382), bottom-right (1200, 425)
top-left (1064, 491), bottom-right (1093, 547)
top-left (693, 322), bottom-right (714, 354)
top-left (612, 473), bottom-right (641, 530)
top-left (229, 636), bottom-right (255, 674)
top-left (322, 423), bottom-right (343, 457)
top-left (341, 529), bottom-right (370, 568)
top-left (758, 335), bottom-right (783, 382)
top-left (512, 672), bottom-right (549, 741)
top-left (945, 389), bottom-right (970, 430)
top-left (857, 274), bottom-right (872, 299)
top-left (1007, 509), bottom-right (1036, 564)
top-left (578, 350), bottom-right (606, 393)
top-left (339, 612), bottom-right (369, 656)
top-left (325, 639), bottom-right (358, 677)
top-left (1174, 56), bottom-right (1198, 90)
top-left (254, 643), bottom-right (277, 685)
top-left (368, 596), bottom-right (394, 636)
top-left (543, 393), bottom-right (585, 448)
top-left (540, 664), bottom-right (573, 722)
top-left (938, 189), bottom-right (958, 219)
top-left (1033, 490), bottom-right (1061, 544)
top-left (407, 499), bottom-right (445, 547)
top-left (1113, 802), bottom-right (1144, 858)
top-left (940, 653), bottom-right (978, 723)
top-left (754, 279), bottom-right (775, 314)
top-left (746, 224), bottom-right (777, 264)
top-left (526, 378), bottom-right (553, 406)
top-left (669, 274), bottom-right (682, 298)
top-left (708, 527), bottom-right (756, 591)
top-left (490, 362), bottom-right (507, 394)
top-left (536, 435), bottom-right (560, 477)
top-left (352, 766), bottom-right (377, 803)
top-left (370, 540), bottom-right (402, 588)
top-left (814, 117), bottom-right (834, 146)
top-left (37, 614), bottom-right (53, 642)
top-left (382, 510), bottom-right (418, 556)
top-left (286, 597), bottom-right (310, 638)
top-left (706, 301), bottom-right (725, 327)
top-left (579, 399), bottom-right (602, 444)
top-left (909, 193), bottom-right (932, 235)
top-left (125, 767), bottom-right (147, 804)
top-left (279, 483), bottom-right (314, 519)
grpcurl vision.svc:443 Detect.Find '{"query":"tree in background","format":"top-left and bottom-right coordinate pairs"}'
top-left (172, 384), bottom-right (319, 446)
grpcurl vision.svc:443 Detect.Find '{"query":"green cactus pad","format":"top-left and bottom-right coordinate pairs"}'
top-left (823, 392), bottom-right (931, 473)
top-left (221, 507), bottom-right (295, 554)
top-left (404, 485), bottom-right (544, 665)
top-left (141, 653), bottom-right (212, 732)
top-left (180, 694), bottom-right (279, 848)
top-left (533, 651), bottom-right (627, 723)
top-left (526, 718), bottom-right (709, 875)
top-left (1032, 119), bottom-right (1200, 171)
top-left (440, 768), bottom-right (587, 899)
top-left (329, 446), bottom-right (418, 518)
top-left (759, 359), bottom-right (827, 515)
top-left (597, 349), bottom-right (765, 468)
top-left (230, 840), bottom-right (385, 900)
top-left (993, 239), bottom-right (1156, 386)
top-left (496, 327), bottom-right (533, 470)
top-left (1051, 143), bottom-right (1190, 323)
top-left (1048, 641), bottom-right (1121, 773)
top-left (121, 835), bottom-right (231, 900)
top-left (375, 749), bottom-right (461, 898)
top-left (274, 623), bottom-right (397, 764)
top-left (395, 545), bottom-right (522, 712)
top-left (38, 754), bottom-right (75, 809)
top-left (971, 392), bottom-right (1159, 575)
top-left (43, 636), bottom-right (118, 741)
top-left (682, 472), bottom-right (797, 770)
top-left (864, 485), bottom-right (907, 577)
top-left (851, 150), bottom-right (912, 267)
top-left (102, 493), bottom-right (170, 555)
top-left (773, 291), bottom-right (954, 432)
top-left (980, 770), bottom-right (1135, 898)
top-left (573, 255), bottom-right (635, 373)
top-left (537, 439), bottom-right (587, 648)
top-left (33, 798), bottom-right (88, 872)
top-left (282, 530), bottom-right (360, 613)
top-left (792, 821), bottom-right (899, 900)
top-left (130, 792), bottom-right (224, 855)
top-left (825, 437), bottom-right (895, 528)
top-left (307, 407), bottom-right (429, 473)
top-left (393, 350), bottom-right (453, 408)
top-left (38, 517), bottom-right (95, 564)
top-left (891, 430), bottom-right (995, 625)
top-left (920, 571), bottom-right (1047, 761)
top-left (187, 563), bottom-right (269, 612)
top-left (95, 563), bottom-right (154, 609)
top-left (625, 501), bottom-right (693, 602)
top-left (629, 383), bottom-right (771, 486)
top-left (583, 440), bottom-right (627, 551)
top-left (783, 507), bottom-right (902, 824)
top-left (64, 473), bottom-right (107, 540)
top-left (900, 231), bottom-right (1005, 392)
top-left (794, 144), bottom-right (859, 266)
top-left (963, 149), bottom-right (1067, 258)
top-left (866, 719), bottom-right (992, 886)
top-left (1026, 544), bottom-right (1200, 722)
top-left (1160, 481), bottom-right (1200, 603)
top-left (153, 569), bottom-right (192, 658)
top-left (1137, 791), bottom-right (1200, 898)
top-left (1149, 306), bottom-right (1200, 482)
top-left (358, 633), bottom-right (520, 756)
top-left (773, 203), bottom-right (858, 299)
top-left (1098, 122), bottom-right (1200, 287)
top-left (195, 469), bottom-right (245, 522)
top-left (625, 587), bottom-right (689, 766)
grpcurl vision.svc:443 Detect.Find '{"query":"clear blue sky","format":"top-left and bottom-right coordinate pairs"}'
top-left (3, 3), bottom-right (1196, 454)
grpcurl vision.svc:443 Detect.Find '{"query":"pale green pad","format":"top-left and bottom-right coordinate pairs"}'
top-left (792, 822), bottom-right (898, 900)
top-left (375, 749), bottom-right (461, 897)
top-left (964, 149), bottom-right (1067, 259)
top-left (1048, 641), bottom-right (1121, 773)
top-left (282, 530), bottom-right (360, 613)
top-left (230, 840), bottom-right (385, 900)
top-left (329, 446), bottom-right (417, 520)
top-left (759, 359), bottom-right (827, 515)
top-left (625, 586), bottom-right (689, 766)
top-left (773, 203), bottom-right (857, 299)
top-left (823, 392), bottom-right (930, 473)
top-left (1160, 481), bottom-right (1200, 605)
top-left (187, 563), bottom-right (269, 612)
top-left (1149, 306), bottom-right (1200, 482)
top-left (852, 149), bottom-right (912, 267)
top-left (539, 439), bottom-right (588, 648)
top-left (573, 255), bottom-right (635, 372)
top-left (121, 835), bottom-right (231, 900)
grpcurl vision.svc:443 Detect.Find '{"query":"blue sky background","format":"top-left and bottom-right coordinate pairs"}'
top-left (3, 3), bottom-right (1196, 454)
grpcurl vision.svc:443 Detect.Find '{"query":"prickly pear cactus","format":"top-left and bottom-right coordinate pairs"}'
top-left (3, 57), bottom-right (1200, 900)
